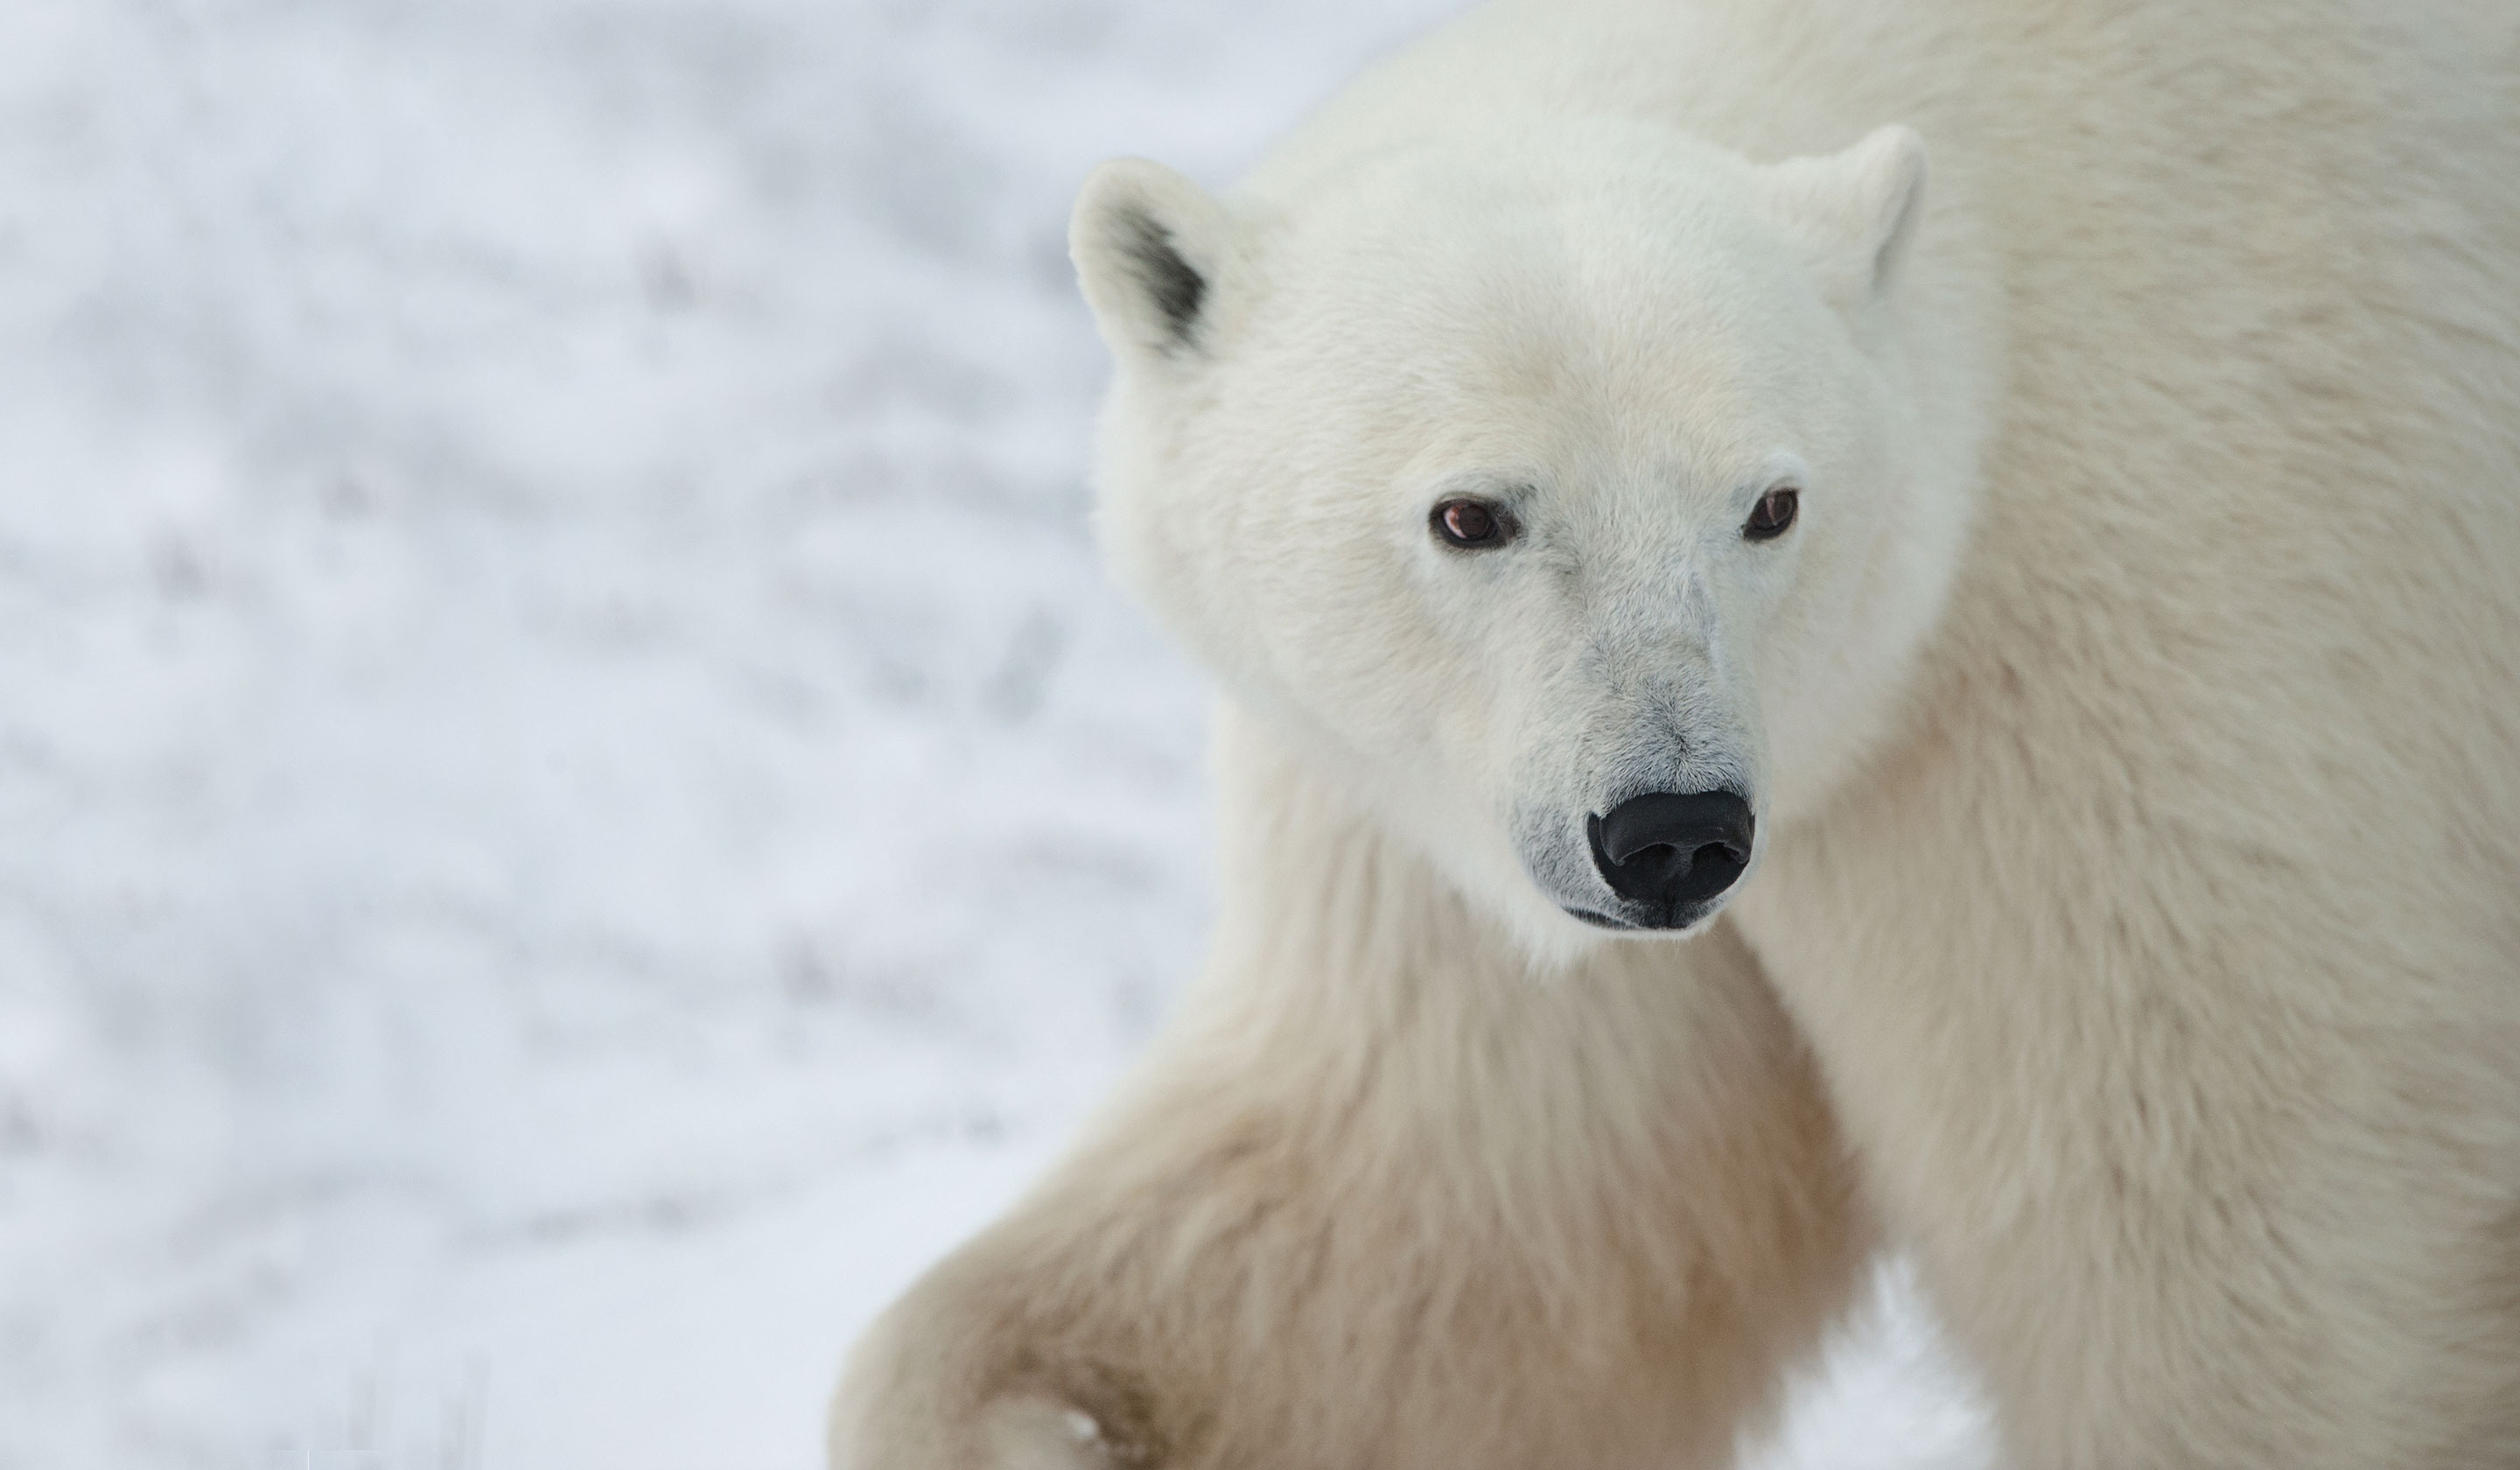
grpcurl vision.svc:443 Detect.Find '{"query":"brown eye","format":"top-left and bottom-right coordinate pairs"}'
top-left (1744, 487), bottom-right (1799, 542)
top-left (1432, 498), bottom-right (1516, 550)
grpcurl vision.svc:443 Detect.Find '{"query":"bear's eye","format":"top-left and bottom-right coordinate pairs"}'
top-left (1744, 487), bottom-right (1799, 542)
top-left (1432, 498), bottom-right (1517, 550)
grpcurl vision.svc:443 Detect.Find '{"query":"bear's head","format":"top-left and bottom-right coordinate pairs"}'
top-left (1073, 119), bottom-right (1970, 960)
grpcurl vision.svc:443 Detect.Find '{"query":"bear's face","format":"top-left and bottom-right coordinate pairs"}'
top-left (1075, 122), bottom-right (1956, 960)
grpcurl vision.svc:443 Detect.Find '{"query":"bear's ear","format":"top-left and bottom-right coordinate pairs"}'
top-left (1070, 158), bottom-right (1243, 360)
top-left (1759, 125), bottom-right (1928, 311)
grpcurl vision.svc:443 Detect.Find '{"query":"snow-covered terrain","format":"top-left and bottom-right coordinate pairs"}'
top-left (0, 2), bottom-right (1988, 1465)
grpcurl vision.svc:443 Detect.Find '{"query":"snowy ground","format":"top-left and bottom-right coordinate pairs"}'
top-left (0, 2), bottom-right (1989, 1466)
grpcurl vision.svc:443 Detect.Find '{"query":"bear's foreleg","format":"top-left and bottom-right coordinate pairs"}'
top-left (830, 706), bottom-right (1868, 1469)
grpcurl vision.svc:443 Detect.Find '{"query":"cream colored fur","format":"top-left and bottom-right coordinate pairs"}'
top-left (836, 1), bottom-right (2520, 1465)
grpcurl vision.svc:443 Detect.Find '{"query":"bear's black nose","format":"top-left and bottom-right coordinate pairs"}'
top-left (1587, 790), bottom-right (1754, 924)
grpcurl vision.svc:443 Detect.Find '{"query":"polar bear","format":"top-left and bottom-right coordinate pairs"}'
top-left (834, 1), bottom-right (2520, 1466)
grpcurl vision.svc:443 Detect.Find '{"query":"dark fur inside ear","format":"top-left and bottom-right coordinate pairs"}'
top-left (1072, 158), bottom-right (1237, 360)
top-left (1118, 209), bottom-right (1207, 348)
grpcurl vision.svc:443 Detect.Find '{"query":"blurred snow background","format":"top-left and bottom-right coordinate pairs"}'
top-left (0, 0), bottom-right (1988, 1466)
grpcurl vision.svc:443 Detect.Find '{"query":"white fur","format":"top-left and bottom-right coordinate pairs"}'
top-left (836, 2), bottom-right (2520, 1465)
